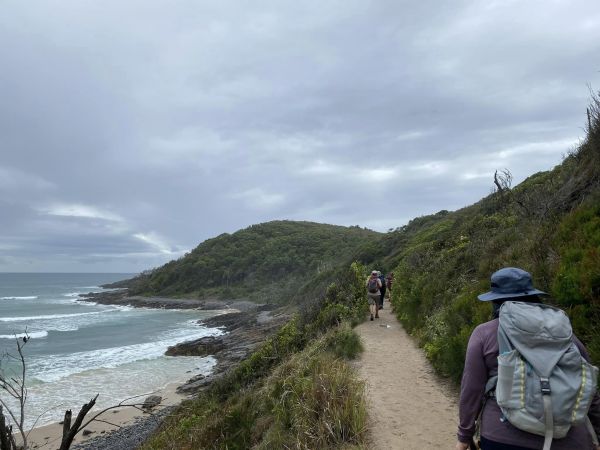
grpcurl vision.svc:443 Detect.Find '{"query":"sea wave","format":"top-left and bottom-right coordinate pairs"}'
top-left (0, 330), bottom-right (49, 339)
top-left (1, 296), bottom-right (38, 300)
top-left (29, 325), bottom-right (222, 382)
top-left (0, 311), bottom-right (104, 322)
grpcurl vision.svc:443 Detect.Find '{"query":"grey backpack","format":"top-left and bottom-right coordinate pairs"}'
top-left (490, 301), bottom-right (598, 450)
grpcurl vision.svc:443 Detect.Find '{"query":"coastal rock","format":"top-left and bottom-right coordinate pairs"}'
top-left (165, 336), bottom-right (225, 357)
top-left (82, 429), bottom-right (94, 436)
top-left (177, 374), bottom-right (216, 394)
top-left (172, 308), bottom-right (292, 394)
top-left (141, 395), bottom-right (162, 411)
top-left (80, 290), bottom-right (259, 312)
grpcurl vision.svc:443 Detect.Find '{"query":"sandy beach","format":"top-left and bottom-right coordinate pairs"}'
top-left (21, 382), bottom-right (186, 450)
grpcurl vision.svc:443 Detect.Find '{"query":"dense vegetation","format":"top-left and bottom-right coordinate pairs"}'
top-left (136, 93), bottom-right (600, 448)
top-left (124, 221), bottom-right (381, 303)
top-left (141, 263), bottom-right (369, 450)
top-left (387, 93), bottom-right (600, 381)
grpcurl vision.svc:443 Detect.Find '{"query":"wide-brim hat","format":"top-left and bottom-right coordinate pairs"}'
top-left (477, 267), bottom-right (548, 301)
top-left (371, 270), bottom-right (378, 275)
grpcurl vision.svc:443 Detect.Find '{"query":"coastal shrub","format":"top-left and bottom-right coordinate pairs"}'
top-left (388, 93), bottom-right (600, 383)
top-left (261, 337), bottom-right (367, 449)
top-left (141, 259), bottom-right (371, 449)
top-left (552, 200), bottom-right (600, 363)
top-left (125, 221), bottom-right (381, 303)
top-left (141, 324), bottom-right (367, 450)
top-left (211, 316), bottom-right (304, 399)
top-left (323, 322), bottom-right (363, 360)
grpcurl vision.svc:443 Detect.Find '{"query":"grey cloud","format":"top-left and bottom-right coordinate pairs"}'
top-left (0, 0), bottom-right (598, 271)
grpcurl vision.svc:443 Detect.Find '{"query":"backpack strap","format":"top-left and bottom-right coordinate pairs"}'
top-left (540, 377), bottom-right (553, 450)
top-left (586, 416), bottom-right (599, 447)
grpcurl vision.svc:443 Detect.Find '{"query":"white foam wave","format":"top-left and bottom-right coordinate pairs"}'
top-left (0, 311), bottom-right (103, 322)
top-left (1, 296), bottom-right (38, 300)
top-left (0, 331), bottom-right (48, 339)
top-left (71, 299), bottom-right (97, 306)
top-left (110, 304), bottom-right (135, 312)
top-left (30, 325), bottom-right (222, 382)
top-left (63, 292), bottom-right (83, 298)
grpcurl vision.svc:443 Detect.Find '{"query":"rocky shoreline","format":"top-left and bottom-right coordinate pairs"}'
top-left (167, 306), bottom-right (290, 393)
top-left (71, 290), bottom-right (291, 449)
top-left (82, 289), bottom-right (261, 312)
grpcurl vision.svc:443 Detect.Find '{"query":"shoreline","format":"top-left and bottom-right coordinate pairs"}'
top-left (80, 290), bottom-right (262, 312)
top-left (23, 382), bottom-right (186, 450)
top-left (20, 290), bottom-right (290, 449)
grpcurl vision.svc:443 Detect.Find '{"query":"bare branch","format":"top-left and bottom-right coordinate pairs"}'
top-left (59, 395), bottom-right (99, 450)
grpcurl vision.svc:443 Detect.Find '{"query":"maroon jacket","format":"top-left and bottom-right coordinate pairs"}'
top-left (458, 319), bottom-right (600, 449)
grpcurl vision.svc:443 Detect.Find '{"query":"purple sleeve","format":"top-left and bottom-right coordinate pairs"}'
top-left (457, 327), bottom-right (488, 443)
top-left (574, 336), bottom-right (600, 438)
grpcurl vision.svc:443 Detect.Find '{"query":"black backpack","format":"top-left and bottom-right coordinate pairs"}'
top-left (367, 278), bottom-right (379, 293)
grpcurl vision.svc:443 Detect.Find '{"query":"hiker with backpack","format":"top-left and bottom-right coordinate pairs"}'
top-left (455, 267), bottom-right (600, 450)
top-left (366, 270), bottom-right (382, 321)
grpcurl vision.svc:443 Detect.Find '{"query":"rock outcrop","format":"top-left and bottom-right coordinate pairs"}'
top-left (168, 306), bottom-right (290, 394)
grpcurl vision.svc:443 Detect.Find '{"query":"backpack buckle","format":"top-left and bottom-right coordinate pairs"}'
top-left (540, 378), bottom-right (551, 395)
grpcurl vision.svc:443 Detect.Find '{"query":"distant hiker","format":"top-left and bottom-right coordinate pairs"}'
top-left (385, 272), bottom-right (394, 299)
top-left (455, 267), bottom-right (600, 450)
top-left (366, 270), bottom-right (382, 320)
top-left (378, 271), bottom-right (386, 309)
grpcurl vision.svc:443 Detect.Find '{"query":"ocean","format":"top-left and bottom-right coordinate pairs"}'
top-left (0, 273), bottom-right (221, 429)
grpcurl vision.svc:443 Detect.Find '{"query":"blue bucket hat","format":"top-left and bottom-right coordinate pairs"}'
top-left (477, 267), bottom-right (548, 301)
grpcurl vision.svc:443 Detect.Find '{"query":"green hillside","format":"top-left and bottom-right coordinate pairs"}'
top-left (139, 93), bottom-right (600, 450)
top-left (385, 93), bottom-right (600, 381)
top-left (125, 220), bottom-right (381, 302)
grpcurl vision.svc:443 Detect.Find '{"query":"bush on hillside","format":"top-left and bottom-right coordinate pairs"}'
top-left (123, 221), bottom-right (380, 303)
top-left (389, 92), bottom-right (600, 381)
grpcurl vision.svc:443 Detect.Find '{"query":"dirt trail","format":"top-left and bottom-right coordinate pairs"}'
top-left (356, 304), bottom-right (458, 449)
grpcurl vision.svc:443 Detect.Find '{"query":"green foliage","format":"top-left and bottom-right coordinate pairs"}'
top-left (389, 95), bottom-right (600, 381)
top-left (323, 322), bottom-right (363, 360)
top-left (125, 221), bottom-right (381, 303)
top-left (142, 326), bottom-right (366, 450)
top-left (141, 262), bottom-right (368, 449)
top-left (262, 350), bottom-right (367, 449)
top-left (552, 200), bottom-right (600, 363)
top-left (141, 93), bottom-right (600, 446)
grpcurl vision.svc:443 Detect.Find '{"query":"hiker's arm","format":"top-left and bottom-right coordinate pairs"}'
top-left (574, 337), bottom-right (600, 439)
top-left (457, 326), bottom-right (487, 445)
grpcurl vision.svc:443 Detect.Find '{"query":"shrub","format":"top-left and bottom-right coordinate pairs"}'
top-left (324, 322), bottom-right (364, 360)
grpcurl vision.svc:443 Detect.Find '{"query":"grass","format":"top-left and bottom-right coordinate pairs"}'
top-left (141, 325), bottom-right (367, 450)
top-left (141, 262), bottom-right (370, 450)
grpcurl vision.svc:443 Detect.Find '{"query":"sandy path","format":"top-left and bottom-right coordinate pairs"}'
top-left (356, 304), bottom-right (458, 449)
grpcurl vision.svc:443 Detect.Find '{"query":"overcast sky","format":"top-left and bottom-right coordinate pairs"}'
top-left (1, 0), bottom-right (599, 273)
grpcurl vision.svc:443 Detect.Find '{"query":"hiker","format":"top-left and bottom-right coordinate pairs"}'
top-left (385, 272), bottom-right (394, 299)
top-left (378, 271), bottom-right (386, 309)
top-left (455, 267), bottom-right (600, 450)
top-left (366, 270), bottom-right (382, 320)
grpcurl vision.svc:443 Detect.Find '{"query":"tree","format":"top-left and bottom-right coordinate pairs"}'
top-left (0, 333), bottom-right (30, 450)
top-left (493, 168), bottom-right (513, 193)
